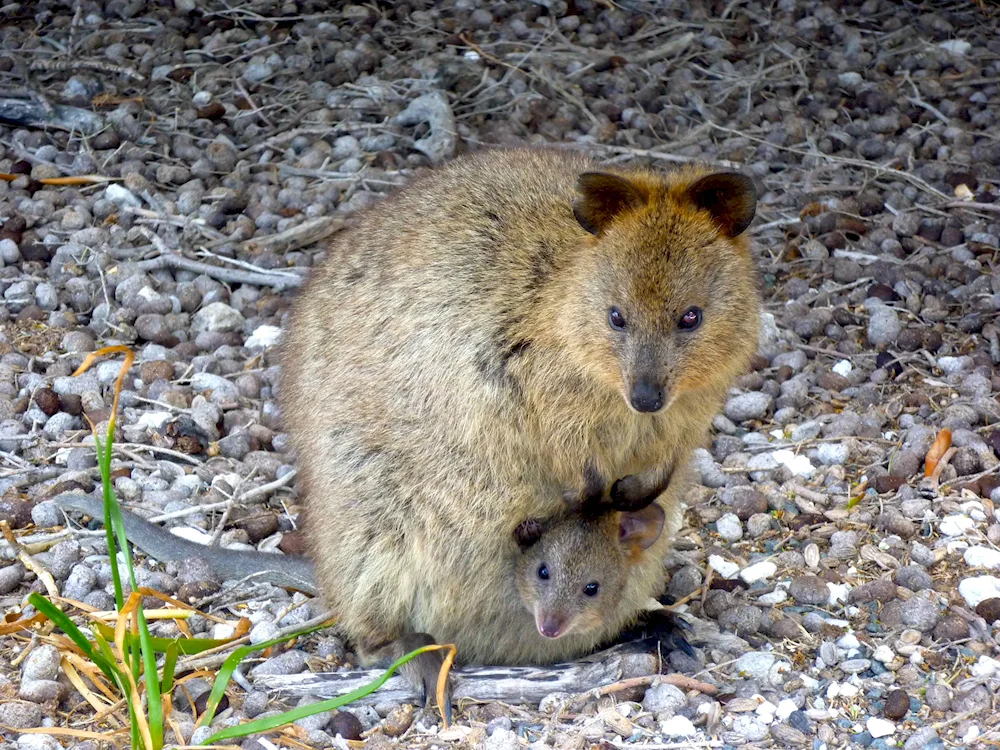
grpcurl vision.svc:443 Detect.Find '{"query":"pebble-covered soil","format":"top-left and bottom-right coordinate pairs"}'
top-left (2, 0), bottom-right (1000, 748)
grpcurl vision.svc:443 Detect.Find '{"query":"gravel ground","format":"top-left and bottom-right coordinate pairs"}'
top-left (2, 0), bottom-right (1000, 748)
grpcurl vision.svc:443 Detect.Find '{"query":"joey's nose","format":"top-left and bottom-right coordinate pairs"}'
top-left (630, 381), bottom-right (664, 413)
top-left (537, 616), bottom-right (565, 639)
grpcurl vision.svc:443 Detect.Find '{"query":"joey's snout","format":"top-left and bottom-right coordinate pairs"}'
top-left (536, 614), bottom-right (567, 639)
top-left (629, 378), bottom-right (664, 413)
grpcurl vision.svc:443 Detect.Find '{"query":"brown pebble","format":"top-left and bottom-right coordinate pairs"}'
top-left (817, 372), bottom-right (850, 392)
top-left (932, 615), bottom-right (969, 642)
top-left (873, 475), bottom-right (906, 494)
top-left (278, 529), bottom-right (308, 556)
top-left (34, 388), bottom-right (60, 417)
top-left (883, 688), bottom-right (909, 720)
top-left (232, 510), bottom-right (279, 544)
top-left (59, 393), bottom-right (83, 415)
top-left (383, 703), bottom-right (414, 737)
top-left (16, 305), bottom-right (46, 322)
top-left (975, 597), bottom-right (1000, 624)
top-left (140, 360), bottom-right (174, 384)
top-left (177, 580), bottom-right (221, 603)
top-left (848, 579), bottom-right (898, 604)
top-left (328, 710), bottom-right (363, 741)
top-left (196, 101), bottom-right (226, 120)
top-left (19, 244), bottom-right (53, 263)
top-left (0, 499), bottom-right (34, 529)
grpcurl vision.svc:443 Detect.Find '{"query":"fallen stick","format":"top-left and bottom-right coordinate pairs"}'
top-left (253, 642), bottom-right (669, 706)
top-left (0, 96), bottom-right (105, 135)
top-left (133, 253), bottom-right (306, 290)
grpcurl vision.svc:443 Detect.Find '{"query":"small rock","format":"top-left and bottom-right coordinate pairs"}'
top-left (965, 546), bottom-right (1000, 569)
top-left (925, 684), bottom-right (951, 712)
top-left (884, 689), bottom-right (909, 720)
top-left (770, 723), bottom-right (808, 746)
top-left (22, 645), bottom-right (60, 682)
top-left (900, 596), bottom-right (939, 632)
top-left (959, 576), bottom-right (1000, 608)
top-left (716, 513), bottom-right (743, 542)
top-left (839, 659), bottom-right (871, 674)
top-left (327, 711), bottom-right (363, 741)
top-left (0, 562), bottom-right (26, 594)
top-left (975, 597), bottom-right (1000, 623)
top-left (816, 442), bottom-right (849, 466)
top-left (383, 704), bottom-right (414, 737)
top-left (659, 715), bottom-right (697, 737)
top-left (867, 717), bottom-right (896, 738)
top-left (247, 649), bottom-right (308, 677)
top-left (932, 615), bottom-right (968, 641)
top-left (895, 565), bottom-right (933, 591)
top-left (790, 575), bottom-right (829, 605)
top-left (868, 306), bottom-right (902, 349)
top-left (724, 392), bottom-right (773, 422)
top-left (192, 302), bottom-right (245, 334)
top-left (0, 701), bottom-right (42, 728)
top-left (740, 561), bottom-right (777, 584)
top-left (642, 682), bottom-right (686, 717)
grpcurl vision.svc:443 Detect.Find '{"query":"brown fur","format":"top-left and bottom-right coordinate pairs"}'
top-left (278, 146), bottom-right (760, 667)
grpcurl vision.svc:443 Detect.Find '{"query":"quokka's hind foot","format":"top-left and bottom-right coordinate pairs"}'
top-left (364, 632), bottom-right (454, 725)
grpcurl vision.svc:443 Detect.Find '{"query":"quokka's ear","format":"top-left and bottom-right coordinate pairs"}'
top-left (513, 518), bottom-right (544, 551)
top-left (618, 503), bottom-right (666, 551)
top-left (573, 172), bottom-right (648, 235)
top-left (686, 172), bottom-right (757, 238)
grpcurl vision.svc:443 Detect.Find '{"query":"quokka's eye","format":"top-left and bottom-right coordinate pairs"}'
top-left (608, 307), bottom-right (626, 331)
top-left (537, 564), bottom-right (550, 580)
top-left (678, 307), bottom-right (702, 331)
top-left (583, 582), bottom-right (600, 597)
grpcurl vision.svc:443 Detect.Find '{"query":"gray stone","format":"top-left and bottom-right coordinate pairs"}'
top-left (192, 302), bottom-right (245, 334)
top-left (642, 682), bottom-right (686, 717)
top-left (816, 442), bottom-right (849, 466)
top-left (190, 372), bottom-right (239, 403)
top-left (895, 565), bottom-right (933, 592)
top-left (0, 562), bottom-right (25, 594)
top-left (900, 596), bottom-right (939, 632)
top-left (868, 306), bottom-right (901, 349)
top-left (248, 649), bottom-right (308, 677)
top-left (716, 513), bottom-right (743, 542)
top-left (790, 575), bottom-right (829, 605)
top-left (0, 701), bottom-right (42, 729)
top-left (63, 563), bottom-right (98, 601)
top-left (725, 392), bottom-right (774, 422)
top-left (22, 644), bottom-right (61, 682)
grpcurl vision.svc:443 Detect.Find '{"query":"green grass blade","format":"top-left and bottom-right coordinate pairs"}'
top-left (92, 430), bottom-right (126, 611)
top-left (200, 645), bottom-right (436, 745)
top-left (196, 620), bottom-right (335, 728)
top-left (93, 621), bottom-right (232, 655)
top-left (137, 606), bottom-right (164, 750)
top-left (162, 643), bottom-right (179, 694)
top-left (27, 593), bottom-right (118, 682)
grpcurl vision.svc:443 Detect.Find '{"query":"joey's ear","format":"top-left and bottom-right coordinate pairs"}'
top-left (514, 518), bottom-right (544, 551)
top-left (618, 503), bottom-right (666, 551)
top-left (573, 172), bottom-right (648, 235)
top-left (686, 172), bottom-right (757, 238)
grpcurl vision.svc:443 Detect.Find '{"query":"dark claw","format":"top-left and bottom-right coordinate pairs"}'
top-left (613, 608), bottom-right (698, 659)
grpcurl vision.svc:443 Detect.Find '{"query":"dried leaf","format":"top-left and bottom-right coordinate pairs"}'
top-left (925, 428), bottom-right (952, 477)
top-left (954, 183), bottom-right (974, 200)
top-left (39, 175), bottom-right (117, 185)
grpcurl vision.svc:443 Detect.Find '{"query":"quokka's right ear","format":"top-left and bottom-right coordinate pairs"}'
top-left (573, 172), bottom-right (648, 235)
top-left (513, 518), bottom-right (544, 551)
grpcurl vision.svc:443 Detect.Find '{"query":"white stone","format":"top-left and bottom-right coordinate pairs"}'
top-left (708, 554), bottom-right (740, 579)
top-left (940, 515), bottom-right (975, 536)
top-left (832, 359), bottom-right (852, 377)
top-left (246, 324), bottom-right (283, 349)
top-left (837, 633), bottom-right (860, 650)
top-left (775, 698), bottom-right (798, 721)
top-left (104, 183), bottom-right (141, 208)
top-left (771, 449), bottom-right (815, 477)
top-left (758, 589), bottom-right (788, 605)
top-left (716, 513), bottom-right (743, 542)
top-left (873, 645), bottom-right (895, 664)
top-left (170, 526), bottom-right (213, 545)
top-left (964, 546), bottom-right (1000, 569)
top-left (741, 561), bottom-right (777, 584)
top-left (136, 411), bottom-right (172, 430)
top-left (827, 583), bottom-right (850, 605)
top-left (939, 39), bottom-right (971, 55)
top-left (192, 302), bottom-right (245, 334)
top-left (816, 442), bottom-right (850, 466)
top-left (659, 716), bottom-right (697, 738)
top-left (971, 655), bottom-right (1000, 677)
top-left (867, 718), bottom-right (895, 738)
top-left (958, 576), bottom-right (1000, 608)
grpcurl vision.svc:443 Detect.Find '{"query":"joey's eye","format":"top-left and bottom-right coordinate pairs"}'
top-left (583, 582), bottom-right (600, 597)
top-left (678, 307), bottom-right (702, 331)
top-left (537, 564), bottom-right (550, 581)
top-left (608, 307), bottom-right (626, 331)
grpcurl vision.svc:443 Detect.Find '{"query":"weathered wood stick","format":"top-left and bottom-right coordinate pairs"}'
top-left (0, 97), bottom-right (105, 134)
top-left (252, 643), bottom-right (664, 706)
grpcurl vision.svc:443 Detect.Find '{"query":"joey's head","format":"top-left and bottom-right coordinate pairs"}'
top-left (563, 166), bottom-right (761, 414)
top-left (512, 502), bottom-right (665, 641)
